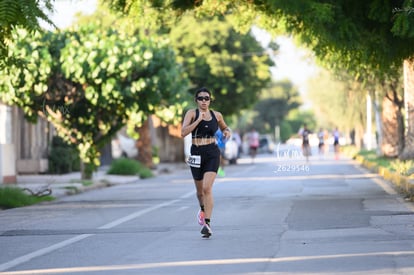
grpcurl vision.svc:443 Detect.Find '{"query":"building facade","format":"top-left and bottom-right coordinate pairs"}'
top-left (0, 103), bottom-right (185, 184)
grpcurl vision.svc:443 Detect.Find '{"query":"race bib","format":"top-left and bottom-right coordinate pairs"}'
top-left (187, 155), bottom-right (201, 168)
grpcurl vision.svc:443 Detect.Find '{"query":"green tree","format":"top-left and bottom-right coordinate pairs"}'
top-left (307, 70), bottom-right (367, 148)
top-left (286, 109), bottom-right (317, 136)
top-left (279, 120), bottom-right (293, 143)
top-left (169, 14), bottom-right (274, 116)
top-left (110, 0), bottom-right (414, 159)
top-left (310, 30), bottom-right (405, 156)
top-left (0, 0), bottom-right (55, 68)
top-left (0, 26), bottom-right (189, 179)
top-left (252, 80), bottom-right (301, 135)
top-left (75, 5), bottom-right (180, 169)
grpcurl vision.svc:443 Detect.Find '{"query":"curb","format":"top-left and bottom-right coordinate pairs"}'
top-left (10, 162), bottom-right (189, 200)
top-left (354, 155), bottom-right (414, 199)
top-left (61, 180), bottom-right (116, 197)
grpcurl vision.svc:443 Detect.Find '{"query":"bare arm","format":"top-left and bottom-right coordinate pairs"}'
top-left (215, 111), bottom-right (231, 139)
top-left (181, 109), bottom-right (203, 138)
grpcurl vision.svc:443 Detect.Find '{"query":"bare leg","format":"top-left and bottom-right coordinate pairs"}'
top-left (194, 179), bottom-right (204, 207)
top-left (303, 145), bottom-right (310, 162)
top-left (250, 147), bottom-right (256, 163)
top-left (334, 145), bottom-right (340, 159)
top-left (201, 171), bottom-right (217, 219)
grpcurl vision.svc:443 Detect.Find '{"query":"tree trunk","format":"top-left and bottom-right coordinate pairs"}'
top-left (80, 161), bottom-right (93, 180)
top-left (374, 91), bottom-right (382, 156)
top-left (400, 58), bottom-right (414, 160)
top-left (381, 93), bottom-right (399, 157)
top-left (354, 123), bottom-right (365, 150)
top-left (136, 118), bottom-right (154, 169)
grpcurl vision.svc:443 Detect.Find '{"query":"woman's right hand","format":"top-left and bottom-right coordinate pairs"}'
top-left (198, 111), bottom-right (206, 121)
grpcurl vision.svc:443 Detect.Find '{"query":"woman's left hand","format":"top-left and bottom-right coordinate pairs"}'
top-left (223, 128), bottom-right (231, 139)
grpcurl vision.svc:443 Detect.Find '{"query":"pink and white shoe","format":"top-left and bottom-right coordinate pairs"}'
top-left (197, 209), bottom-right (205, 225)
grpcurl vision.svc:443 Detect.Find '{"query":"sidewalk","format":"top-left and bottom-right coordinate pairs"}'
top-left (12, 162), bottom-right (188, 199)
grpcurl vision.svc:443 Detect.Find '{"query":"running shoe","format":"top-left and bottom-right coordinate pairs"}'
top-left (218, 167), bottom-right (225, 177)
top-left (197, 209), bottom-right (205, 225)
top-left (200, 223), bottom-right (212, 238)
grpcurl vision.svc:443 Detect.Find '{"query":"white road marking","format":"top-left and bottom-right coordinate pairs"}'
top-left (3, 252), bottom-right (414, 274)
top-left (0, 190), bottom-right (195, 272)
top-left (0, 234), bottom-right (92, 272)
top-left (176, 206), bottom-right (189, 212)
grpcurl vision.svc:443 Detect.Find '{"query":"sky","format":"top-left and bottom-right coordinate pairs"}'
top-left (251, 27), bottom-right (319, 96)
top-left (44, 0), bottom-right (97, 29)
top-left (48, 0), bottom-right (318, 97)
top-left (272, 37), bottom-right (319, 88)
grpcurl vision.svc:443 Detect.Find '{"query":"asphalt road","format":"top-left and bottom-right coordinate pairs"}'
top-left (1, 150), bottom-right (414, 275)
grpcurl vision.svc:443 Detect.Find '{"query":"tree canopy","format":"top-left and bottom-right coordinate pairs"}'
top-left (4, 0), bottom-right (414, 162)
top-left (0, 25), bottom-right (189, 176)
top-left (307, 70), bottom-right (367, 132)
top-left (0, 0), bottom-right (55, 68)
top-left (169, 14), bottom-right (274, 116)
top-left (253, 80), bottom-right (301, 134)
top-left (138, 0), bottom-right (414, 158)
top-left (154, 1), bottom-right (414, 69)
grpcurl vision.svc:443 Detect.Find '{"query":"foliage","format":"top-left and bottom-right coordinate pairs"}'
top-left (169, 14), bottom-right (274, 116)
top-left (107, 0), bottom-right (414, 159)
top-left (80, 180), bottom-right (94, 187)
top-left (0, 26), bottom-right (189, 176)
top-left (307, 69), bottom-right (367, 132)
top-left (390, 159), bottom-right (414, 177)
top-left (279, 120), bottom-right (293, 143)
top-left (0, 186), bottom-right (54, 209)
top-left (74, 6), bottom-right (191, 169)
top-left (152, 145), bottom-right (160, 165)
top-left (101, 0), bottom-right (181, 36)
top-left (48, 136), bottom-right (80, 174)
top-left (0, 0), bottom-right (55, 68)
top-left (226, 109), bottom-right (257, 134)
top-left (252, 80), bottom-right (301, 134)
top-left (340, 145), bottom-right (360, 158)
top-left (355, 149), bottom-right (414, 177)
top-left (108, 0), bottom-right (414, 71)
top-left (357, 149), bottom-right (393, 167)
top-left (286, 109), bottom-right (317, 134)
top-left (107, 157), bottom-right (153, 178)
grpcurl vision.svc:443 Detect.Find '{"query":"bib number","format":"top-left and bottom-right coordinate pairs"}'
top-left (187, 155), bottom-right (201, 168)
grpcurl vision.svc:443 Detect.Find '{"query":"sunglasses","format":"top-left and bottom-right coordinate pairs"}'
top-left (196, 96), bottom-right (210, 101)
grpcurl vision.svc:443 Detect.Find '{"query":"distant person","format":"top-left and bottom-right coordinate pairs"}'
top-left (298, 123), bottom-right (312, 162)
top-left (317, 128), bottom-right (327, 156)
top-left (333, 127), bottom-right (340, 160)
top-left (247, 127), bottom-right (260, 163)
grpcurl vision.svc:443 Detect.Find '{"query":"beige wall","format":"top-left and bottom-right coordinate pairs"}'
top-left (0, 104), bottom-right (185, 179)
top-left (13, 107), bottom-right (51, 174)
top-left (0, 104), bottom-right (16, 183)
top-left (0, 143), bottom-right (16, 183)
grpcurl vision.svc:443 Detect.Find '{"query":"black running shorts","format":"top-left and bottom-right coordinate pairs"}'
top-left (190, 143), bottom-right (220, 180)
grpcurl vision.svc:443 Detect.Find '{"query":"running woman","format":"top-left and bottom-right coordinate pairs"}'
top-left (181, 87), bottom-right (231, 238)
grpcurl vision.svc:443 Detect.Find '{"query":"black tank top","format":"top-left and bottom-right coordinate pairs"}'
top-left (191, 109), bottom-right (218, 138)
